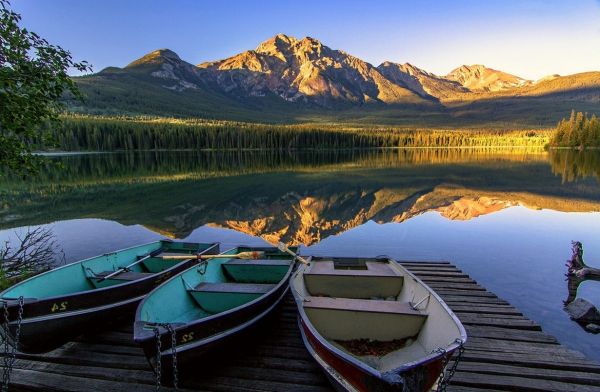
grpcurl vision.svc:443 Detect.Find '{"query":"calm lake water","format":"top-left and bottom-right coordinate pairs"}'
top-left (1, 148), bottom-right (600, 360)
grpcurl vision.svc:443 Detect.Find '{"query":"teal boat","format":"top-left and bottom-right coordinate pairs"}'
top-left (0, 240), bottom-right (218, 353)
top-left (134, 245), bottom-right (296, 386)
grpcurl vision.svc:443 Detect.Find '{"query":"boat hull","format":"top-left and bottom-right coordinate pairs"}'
top-left (3, 266), bottom-right (192, 353)
top-left (5, 295), bottom-right (143, 353)
top-left (298, 315), bottom-right (445, 391)
top-left (1, 241), bottom-right (219, 353)
top-left (134, 246), bottom-right (296, 386)
top-left (149, 285), bottom-right (289, 385)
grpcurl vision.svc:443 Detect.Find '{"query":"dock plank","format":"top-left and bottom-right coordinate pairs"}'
top-left (12, 359), bottom-right (155, 384)
top-left (451, 371), bottom-right (600, 392)
top-left (456, 361), bottom-right (600, 386)
top-left (464, 325), bottom-right (559, 344)
top-left (8, 368), bottom-right (174, 392)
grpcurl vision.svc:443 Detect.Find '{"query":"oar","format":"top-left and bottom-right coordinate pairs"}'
top-left (98, 248), bottom-right (163, 282)
top-left (276, 242), bottom-right (310, 265)
top-left (158, 251), bottom-right (265, 261)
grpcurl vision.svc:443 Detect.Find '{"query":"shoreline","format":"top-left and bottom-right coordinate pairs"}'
top-left (33, 146), bottom-right (550, 156)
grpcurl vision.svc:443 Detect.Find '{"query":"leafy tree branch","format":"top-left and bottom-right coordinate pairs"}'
top-left (0, 0), bottom-right (91, 175)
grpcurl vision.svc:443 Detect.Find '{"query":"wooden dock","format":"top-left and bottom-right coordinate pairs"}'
top-left (7, 261), bottom-right (600, 391)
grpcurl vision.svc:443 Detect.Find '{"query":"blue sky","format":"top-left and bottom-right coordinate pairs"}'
top-left (13, 0), bottom-right (600, 79)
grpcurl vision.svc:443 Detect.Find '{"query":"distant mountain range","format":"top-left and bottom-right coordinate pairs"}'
top-left (71, 34), bottom-right (600, 126)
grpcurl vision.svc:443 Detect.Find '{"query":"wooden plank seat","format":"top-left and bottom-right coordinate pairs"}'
top-left (303, 297), bottom-right (427, 342)
top-left (303, 297), bottom-right (423, 316)
top-left (224, 259), bottom-right (291, 267)
top-left (189, 283), bottom-right (276, 313)
top-left (308, 260), bottom-right (398, 277)
top-left (304, 261), bottom-right (403, 299)
top-left (222, 259), bottom-right (291, 284)
top-left (93, 271), bottom-right (153, 281)
top-left (142, 251), bottom-right (194, 272)
top-left (193, 282), bottom-right (275, 294)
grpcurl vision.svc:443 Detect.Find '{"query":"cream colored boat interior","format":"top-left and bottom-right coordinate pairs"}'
top-left (304, 260), bottom-right (404, 299)
top-left (296, 258), bottom-right (462, 372)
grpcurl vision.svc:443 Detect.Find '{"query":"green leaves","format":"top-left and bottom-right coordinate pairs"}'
top-left (0, 0), bottom-right (91, 176)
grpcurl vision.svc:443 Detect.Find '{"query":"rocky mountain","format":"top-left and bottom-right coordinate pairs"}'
top-left (446, 64), bottom-right (530, 92)
top-left (499, 71), bottom-right (600, 98)
top-left (124, 49), bottom-right (203, 92)
top-left (377, 62), bottom-right (468, 100)
top-left (72, 48), bottom-right (281, 121)
top-left (71, 34), bottom-right (600, 124)
top-left (197, 34), bottom-right (426, 106)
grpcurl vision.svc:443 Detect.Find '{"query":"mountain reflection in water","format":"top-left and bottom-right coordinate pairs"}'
top-left (2, 148), bottom-right (600, 246)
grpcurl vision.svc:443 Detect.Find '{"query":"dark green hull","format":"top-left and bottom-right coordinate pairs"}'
top-left (0, 240), bottom-right (219, 353)
top-left (134, 246), bottom-right (296, 386)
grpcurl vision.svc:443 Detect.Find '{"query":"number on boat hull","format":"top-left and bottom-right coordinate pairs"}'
top-left (181, 332), bottom-right (194, 344)
top-left (51, 301), bottom-right (68, 312)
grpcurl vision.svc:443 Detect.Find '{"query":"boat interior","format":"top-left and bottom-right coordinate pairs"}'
top-left (83, 241), bottom-right (215, 289)
top-left (0, 241), bottom-right (215, 300)
top-left (295, 257), bottom-right (463, 372)
top-left (139, 247), bottom-right (294, 326)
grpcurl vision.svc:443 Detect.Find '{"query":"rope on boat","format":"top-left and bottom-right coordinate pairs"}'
top-left (0, 296), bottom-right (23, 392)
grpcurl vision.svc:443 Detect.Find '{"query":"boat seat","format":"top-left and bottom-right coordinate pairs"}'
top-left (304, 261), bottom-right (404, 299)
top-left (142, 251), bottom-right (194, 273)
top-left (93, 271), bottom-right (153, 281)
top-left (303, 297), bottom-right (427, 342)
top-left (188, 283), bottom-right (275, 314)
top-left (193, 282), bottom-right (275, 294)
top-left (222, 259), bottom-right (291, 284)
top-left (308, 260), bottom-right (398, 276)
top-left (304, 297), bottom-right (422, 316)
top-left (224, 260), bottom-right (291, 267)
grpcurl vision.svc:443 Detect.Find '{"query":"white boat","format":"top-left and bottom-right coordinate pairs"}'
top-left (290, 256), bottom-right (466, 391)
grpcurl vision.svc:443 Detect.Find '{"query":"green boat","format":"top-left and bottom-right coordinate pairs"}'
top-left (0, 240), bottom-right (219, 353)
top-left (134, 245), bottom-right (296, 386)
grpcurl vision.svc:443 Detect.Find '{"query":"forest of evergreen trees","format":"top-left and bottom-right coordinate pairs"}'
top-left (43, 115), bottom-right (549, 151)
top-left (549, 111), bottom-right (600, 148)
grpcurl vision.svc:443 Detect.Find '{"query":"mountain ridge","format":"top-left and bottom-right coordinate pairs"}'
top-left (197, 33), bottom-right (427, 106)
top-left (71, 34), bottom-right (600, 125)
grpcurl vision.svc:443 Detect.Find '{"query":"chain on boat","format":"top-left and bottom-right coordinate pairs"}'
top-left (153, 327), bottom-right (162, 391)
top-left (435, 338), bottom-right (465, 392)
top-left (153, 323), bottom-right (179, 391)
top-left (0, 296), bottom-right (24, 392)
top-left (165, 323), bottom-right (178, 389)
